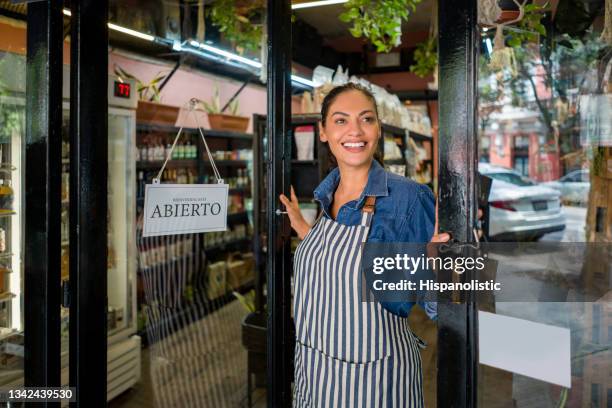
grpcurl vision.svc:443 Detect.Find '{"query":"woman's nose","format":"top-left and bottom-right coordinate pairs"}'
top-left (346, 118), bottom-right (364, 136)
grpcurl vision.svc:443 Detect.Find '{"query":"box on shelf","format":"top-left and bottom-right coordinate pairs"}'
top-left (208, 113), bottom-right (249, 132)
top-left (226, 252), bottom-right (254, 289)
top-left (136, 101), bottom-right (179, 126)
top-left (206, 261), bottom-right (227, 300)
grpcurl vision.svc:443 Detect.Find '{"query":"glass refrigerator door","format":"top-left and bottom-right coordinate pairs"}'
top-left (60, 105), bottom-right (137, 357)
top-left (107, 107), bottom-right (137, 341)
top-left (0, 93), bottom-right (24, 386)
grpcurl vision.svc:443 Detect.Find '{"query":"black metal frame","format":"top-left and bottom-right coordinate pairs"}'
top-left (437, 0), bottom-right (480, 406)
top-left (266, 0), bottom-right (293, 406)
top-left (24, 0), bottom-right (63, 397)
top-left (68, 0), bottom-right (109, 405)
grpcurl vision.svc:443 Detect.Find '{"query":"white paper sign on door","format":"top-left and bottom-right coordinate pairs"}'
top-left (142, 183), bottom-right (228, 237)
top-left (478, 311), bottom-right (571, 388)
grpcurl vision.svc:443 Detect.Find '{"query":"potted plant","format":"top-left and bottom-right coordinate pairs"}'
top-left (114, 65), bottom-right (179, 126)
top-left (195, 87), bottom-right (249, 132)
top-left (339, 0), bottom-right (423, 53)
top-left (207, 0), bottom-right (265, 55)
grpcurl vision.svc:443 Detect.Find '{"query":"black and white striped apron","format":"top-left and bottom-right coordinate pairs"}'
top-left (293, 197), bottom-right (426, 408)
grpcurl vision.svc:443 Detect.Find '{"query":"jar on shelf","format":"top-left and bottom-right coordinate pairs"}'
top-left (0, 179), bottom-right (14, 215)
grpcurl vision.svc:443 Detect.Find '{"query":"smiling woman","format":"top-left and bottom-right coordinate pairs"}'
top-left (279, 82), bottom-right (450, 407)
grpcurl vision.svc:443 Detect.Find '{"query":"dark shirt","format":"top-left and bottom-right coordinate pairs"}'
top-left (313, 160), bottom-right (437, 319)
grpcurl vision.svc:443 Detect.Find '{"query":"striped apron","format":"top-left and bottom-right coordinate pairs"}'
top-left (293, 197), bottom-right (426, 408)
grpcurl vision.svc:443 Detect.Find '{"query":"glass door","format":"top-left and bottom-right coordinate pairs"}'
top-left (474, 1), bottom-right (611, 407)
top-left (0, 53), bottom-right (25, 387)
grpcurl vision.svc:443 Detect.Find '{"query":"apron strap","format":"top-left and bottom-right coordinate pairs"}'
top-left (360, 196), bottom-right (376, 227)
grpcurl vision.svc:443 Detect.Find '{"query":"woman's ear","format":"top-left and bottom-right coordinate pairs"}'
top-left (319, 122), bottom-right (328, 142)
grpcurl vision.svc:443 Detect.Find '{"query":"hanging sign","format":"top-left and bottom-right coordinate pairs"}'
top-left (142, 183), bottom-right (228, 237)
top-left (142, 99), bottom-right (229, 237)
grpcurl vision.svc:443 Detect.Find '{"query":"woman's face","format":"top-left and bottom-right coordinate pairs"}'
top-left (320, 90), bottom-right (380, 170)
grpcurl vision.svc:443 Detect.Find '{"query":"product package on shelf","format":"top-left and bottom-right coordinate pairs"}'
top-left (226, 251), bottom-right (254, 290)
top-left (206, 261), bottom-right (227, 300)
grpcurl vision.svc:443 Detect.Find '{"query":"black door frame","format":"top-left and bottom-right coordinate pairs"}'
top-left (68, 0), bottom-right (109, 405)
top-left (24, 1), bottom-right (64, 398)
top-left (266, 0), bottom-right (293, 407)
top-left (437, 0), bottom-right (480, 406)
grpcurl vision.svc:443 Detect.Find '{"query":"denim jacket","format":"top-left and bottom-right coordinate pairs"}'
top-left (313, 160), bottom-right (437, 320)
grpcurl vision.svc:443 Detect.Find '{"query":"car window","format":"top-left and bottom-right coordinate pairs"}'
top-left (487, 172), bottom-right (536, 186)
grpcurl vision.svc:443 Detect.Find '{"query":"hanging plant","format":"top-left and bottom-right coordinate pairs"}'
top-left (207, 0), bottom-right (265, 54)
top-left (506, 1), bottom-right (548, 48)
top-left (339, 0), bottom-right (423, 53)
top-left (485, 1), bottom-right (548, 73)
top-left (410, 37), bottom-right (437, 78)
top-left (410, 0), bottom-right (438, 78)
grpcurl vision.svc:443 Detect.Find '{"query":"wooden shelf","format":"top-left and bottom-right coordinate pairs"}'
top-left (136, 159), bottom-right (198, 170)
top-left (203, 238), bottom-right (251, 252)
top-left (136, 123), bottom-right (253, 140)
top-left (408, 130), bottom-right (433, 141)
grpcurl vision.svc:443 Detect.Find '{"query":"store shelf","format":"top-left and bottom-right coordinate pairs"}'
top-left (203, 160), bottom-right (249, 167)
top-left (384, 158), bottom-right (405, 165)
top-left (0, 211), bottom-right (16, 218)
top-left (408, 130), bottom-right (433, 140)
top-left (136, 123), bottom-right (253, 140)
top-left (291, 160), bottom-right (318, 165)
top-left (62, 159), bottom-right (69, 165)
top-left (227, 211), bottom-right (248, 223)
top-left (0, 328), bottom-right (17, 342)
top-left (136, 159), bottom-right (198, 170)
top-left (229, 188), bottom-right (250, 195)
top-left (61, 240), bottom-right (69, 247)
top-left (203, 238), bottom-right (251, 253)
top-left (138, 253), bottom-right (195, 272)
top-left (0, 293), bottom-right (16, 304)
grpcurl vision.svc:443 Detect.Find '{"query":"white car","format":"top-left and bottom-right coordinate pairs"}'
top-left (541, 169), bottom-right (590, 206)
top-left (479, 163), bottom-right (566, 241)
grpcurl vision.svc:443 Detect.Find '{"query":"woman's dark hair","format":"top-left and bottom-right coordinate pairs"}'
top-left (320, 82), bottom-right (379, 127)
top-left (320, 82), bottom-right (384, 166)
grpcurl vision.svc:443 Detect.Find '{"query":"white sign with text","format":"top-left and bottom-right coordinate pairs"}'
top-left (142, 183), bottom-right (228, 237)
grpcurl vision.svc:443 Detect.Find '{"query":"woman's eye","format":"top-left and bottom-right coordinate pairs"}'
top-left (334, 118), bottom-right (346, 125)
top-left (362, 116), bottom-right (375, 123)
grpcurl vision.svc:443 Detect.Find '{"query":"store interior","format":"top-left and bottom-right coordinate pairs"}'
top-left (0, 0), bottom-right (610, 407)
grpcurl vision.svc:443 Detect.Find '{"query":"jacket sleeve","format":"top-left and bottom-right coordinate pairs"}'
top-left (380, 184), bottom-right (438, 319)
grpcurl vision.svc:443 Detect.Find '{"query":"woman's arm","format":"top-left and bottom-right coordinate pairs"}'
top-left (279, 186), bottom-right (312, 240)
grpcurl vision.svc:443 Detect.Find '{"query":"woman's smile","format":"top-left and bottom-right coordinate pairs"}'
top-left (341, 140), bottom-right (368, 153)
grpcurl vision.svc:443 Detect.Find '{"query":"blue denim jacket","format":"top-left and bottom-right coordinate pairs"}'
top-left (313, 160), bottom-right (437, 320)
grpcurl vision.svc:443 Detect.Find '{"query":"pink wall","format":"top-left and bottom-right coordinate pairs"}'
top-left (110, 52), bottom-right (305, 131)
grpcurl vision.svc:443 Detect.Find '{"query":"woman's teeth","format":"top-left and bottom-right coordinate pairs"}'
top-left (342, 142), bottom-right (365, 147)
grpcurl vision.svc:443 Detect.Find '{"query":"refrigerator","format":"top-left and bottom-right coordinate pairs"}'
top-left (0, 53), bottom-right (141, 400)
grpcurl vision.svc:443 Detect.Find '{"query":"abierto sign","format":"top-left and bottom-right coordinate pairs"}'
top-left (142, 183), bottom-right (229, 237)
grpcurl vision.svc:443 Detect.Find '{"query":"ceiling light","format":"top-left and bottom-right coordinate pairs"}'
top-left (63, 9), bottom-right (313, 88)
top-left (292, 0), bottom-right (348, 9)
top-left (190, 41), bottom-right (263, 69)
top-left (291, 75), bottom-right (315, 87)
top-left (63, 9), bottom-right (155, 42)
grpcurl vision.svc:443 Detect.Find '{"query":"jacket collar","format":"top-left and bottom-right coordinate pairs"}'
top-left (313, 160), bottom-right (389, 215)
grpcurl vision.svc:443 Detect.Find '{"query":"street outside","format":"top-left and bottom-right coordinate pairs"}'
top-left (540, 205), bottom-right (587, 242)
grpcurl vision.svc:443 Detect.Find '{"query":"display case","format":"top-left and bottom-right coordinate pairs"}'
top-left (0, 56), bottom-right (141, 400)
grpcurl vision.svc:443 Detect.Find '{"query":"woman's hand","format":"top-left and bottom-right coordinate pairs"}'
top-left (279, 186), bottom-right (312, 240)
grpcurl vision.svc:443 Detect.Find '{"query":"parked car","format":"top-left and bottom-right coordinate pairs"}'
top-left (541, 169), bottom-right (590, 206)
top-left (479, 163), bottom-right (566, 241)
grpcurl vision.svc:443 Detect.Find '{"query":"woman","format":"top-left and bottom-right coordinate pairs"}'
top-left (280, 83), bottom-right (449, 408)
